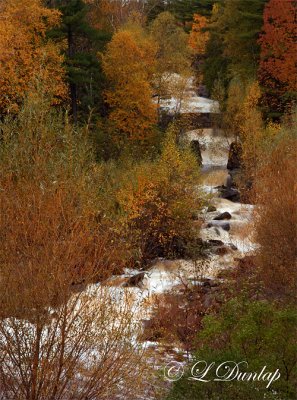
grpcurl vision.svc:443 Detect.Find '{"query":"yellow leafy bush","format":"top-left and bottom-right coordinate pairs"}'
top-left (100, 125), bottom-right (203, 264)
top-left (0, 0), bottom-right (67, 115)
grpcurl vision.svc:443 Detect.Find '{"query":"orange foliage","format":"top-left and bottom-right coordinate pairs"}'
top-left (102, 28), bottom-right (157, 140)
top-left (0, 99), bottom-right (130, 311)
top-left (189, 13), bottom-right (209, 54)
top-left (0, 0), bottom-right (67, 115)
top-left (111, 128), bottom-right (202, 263)
top-left (253, 133), bottom-right (297, 301)
top-left (258, 0), bottom-right (297, 110)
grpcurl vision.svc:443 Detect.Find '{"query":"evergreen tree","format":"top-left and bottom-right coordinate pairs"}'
top-left (145, 0), bottom-right (168, 22)
top-left (216, 0), bottom-right (266, 81)
top-left (169, 0), bottom-right (217, 26)
top-left (169, 0), bottom-right (199, 25)
top-left (47, 0), bottom-right (110, 122)
top-left (203, 32), bottom-right (229, 94)
top-left (203, 0), bottom-right (266, 93)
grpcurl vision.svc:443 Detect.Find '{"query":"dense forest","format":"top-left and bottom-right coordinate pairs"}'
top-left (0, 1), bottom-right (296, 399)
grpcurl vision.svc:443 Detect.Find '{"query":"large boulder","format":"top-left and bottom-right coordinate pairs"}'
top-left (207, 239), bottom-right (225, 247)
top-left (213, 211), bottom-right (232, 220)
top-left (123, 272), bottom-right (146, 287)
top-left (222, 188), bottom-right (240, 202)
top-left (207, 221), bottom-right (231, 231)
top-left (227, 142), bottom-right (242, 170)
top-left (218, 186), bottom-right (240, 202)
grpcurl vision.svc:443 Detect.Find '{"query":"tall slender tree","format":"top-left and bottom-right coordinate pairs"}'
top-left (150, 12), bottom-right (191, 105)
top-left (102, 24), bottom-right (157, 141)
top-left (216, 0), bottom-right (266, 80)
top-left (47, 0), bottom-right (110, 122)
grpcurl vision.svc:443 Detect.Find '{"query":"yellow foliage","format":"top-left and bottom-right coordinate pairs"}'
top-left (101, 125), bottom-right (203, 263)
top-left (189, 14), bottom-right (210, 54)
top-left (102, 27), bottom-right (157, 140)
top-left (0, 0), bottom-right (67, 115)
top-left (150, 12), bottom-right (191, 103)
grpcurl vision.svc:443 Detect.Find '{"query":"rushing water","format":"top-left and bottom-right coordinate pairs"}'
top-left (97, 126), bottom-right (257, 329)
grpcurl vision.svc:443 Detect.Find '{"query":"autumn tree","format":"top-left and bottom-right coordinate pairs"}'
top-left (223, 0), bottom-right (266, 80)
top-left (150, 12), bottom-right (191, 105)
top-left (46, 0), bottom-right (111, 123)
top-left (87, 0), bottom-right (147, 30)
top-left (0, 0), bottom-right (67, 116)
top-left (102, 23), bottom-right (157, 141)
top-left (100, 124), bottom-right (203, 265)
top-left (145, 0), bottom-right (168, 22)
top-left (203, 0), bottom-right (266, 90)
top-left (202, 3), bottom-right (229, 94)
top-left (258, 0), bottom-right (297, 117)
top-left (169, 0), bottom-right (215, 26)
top-left (189, 13), bottom-right (210, 85)
top-left (0, 95), bottom-right (146, 399)
top-left (236, 81), bottom-right (265, 191)
top-left (189, 14), bottom-right (209, 54)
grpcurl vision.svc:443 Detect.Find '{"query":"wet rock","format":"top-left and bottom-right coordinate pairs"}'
top-left (207, 221), bottom-right (230, 231)
top-left (227, 142), bottom-right (242, 170)
top-left (225, 174), bottom-right (232, 189)
top-left (207, 239), bottom-right (224, 247)
top-left (228, 243), bottom-right (238, 251)
top-left (123, 272), bottom-right (146, 287)
top-left (197, 84), bottom-right (209, 97)
top-left (207, 205), bottom-right (217, 212)
top-left (213, 211), bottom-right (232, 220)
top-left (215, 227), bottom-right (221, 235)
top-left (214, 184), bottom-right (240, 202)
top-left (220, 187), bottom-right (240, 202)
top-left (221, 223), bottom-right (230, 231)
top-left (190, 140), bottom-right (202, 166)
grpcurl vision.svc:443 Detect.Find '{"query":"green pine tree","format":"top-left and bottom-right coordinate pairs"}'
top-left (203, 0), bottom-right (266, 94)
top-left (47, 0), bottom-right (110, 122)
top-left (215, 0), bottom-right (266, 81)
top-left (169, 0), bottom-right (217, 26)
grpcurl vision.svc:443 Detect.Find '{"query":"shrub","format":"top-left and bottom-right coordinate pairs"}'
top-left (0, 98), bottom-right (147, 399)
top-left (100, 125), bottom-right (204, 265)
top-left (253, 120), bottom-right (297, 301)
top-left (167, 299), bottom-right (297, 400)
